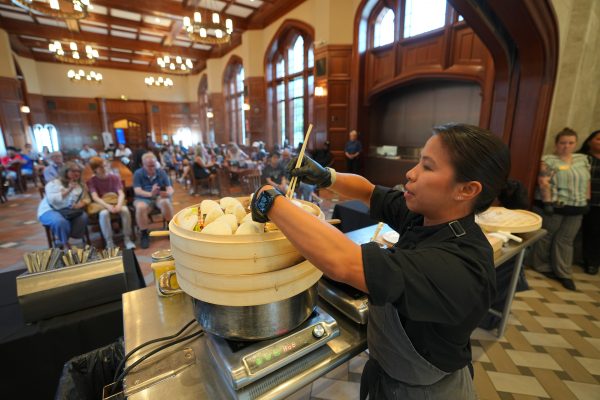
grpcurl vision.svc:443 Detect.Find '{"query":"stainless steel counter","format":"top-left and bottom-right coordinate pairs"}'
top-left (121, 287), bottom-right (367, 400)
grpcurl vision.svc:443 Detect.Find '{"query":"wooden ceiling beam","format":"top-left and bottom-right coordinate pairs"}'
top-left (0, 16), bottom-right (210, 59)
top-left (83, 13), bottom-right (173, 35)
top-left (21, 51), bottom-right (206, 75)
top-left (247, 0), bottom-right (305, 29)
top-left (92, 0), bottom-right (249, 31)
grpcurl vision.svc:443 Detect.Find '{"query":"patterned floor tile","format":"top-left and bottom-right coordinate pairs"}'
top-left (521, 332), bottom-right (574, 348)
top-left (505, 349), bottom-right (562, 370)
top-left (526, 279), bottom-right (552, 288)
top-left (349, 355), bottom-right (367, 374)
top-left (563, 380), bottom-right (600, 400)
top-left (577, 282), bottom-right (600, 291)
top-left (510, 300), bottom-right (534, 311)
top-left (311, 378), bottom-right (360, 400)
top-left (574, 356), bottom-right (600, 376)
top-left (544, 303), bottom-right (589, 315)
top-left (472, 345), bottom-right (491, 363)
top-left (471, 328), bottom-right (509, 342)
top-left (533, 316), bottom-right (583, 330)
top-left (487, 371), bottom-right (550, 397)
top-left (530, 368), bottom-right (578, 400)
top-left (555, 291), bottom-right (595, 302)
top-left (515, 290), bottom-right (544, 299)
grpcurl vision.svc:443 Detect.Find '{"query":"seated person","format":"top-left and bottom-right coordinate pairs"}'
top-left (79, 144), bottom-right (98, 163)
top-left (44, 151), bottom-right (64, 182)
top-left (226, 142), bottom-right (250, 167)
top-left (191, 154), bottom-right (216, 195)
top-left (313, 140), bottom-right (334, 167)
top-left (133, 152), bottom-right (174, 248)
top-left (87, 157), bottom-right (136, 250)
top-left (262, 152), bottom-right (287, 193)
top-left (0, 146), bottom-right (25, 194)
top-left (37, 162), bottom-right (90, 248)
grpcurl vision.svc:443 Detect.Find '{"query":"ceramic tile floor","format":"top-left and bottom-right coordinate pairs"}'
top-left (1, 182), bottom-right (599, 399)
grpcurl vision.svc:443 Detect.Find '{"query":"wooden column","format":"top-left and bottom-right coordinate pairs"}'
top-left (244, 76), bottom-right (266, 144)
top-left (0, 76), bottom-right (26, 148)
top-left (209, 92), bottom-right (227, 145)
top-left (313, 45), bottom-right (353, 171)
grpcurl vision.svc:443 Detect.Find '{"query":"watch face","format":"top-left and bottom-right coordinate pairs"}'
top-left (257, 192), bottom-right (271, 213)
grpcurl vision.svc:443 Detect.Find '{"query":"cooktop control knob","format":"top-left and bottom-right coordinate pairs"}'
top-left (312, 324), bottom-right (325, 338)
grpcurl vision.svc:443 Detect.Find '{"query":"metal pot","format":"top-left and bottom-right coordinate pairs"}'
top-left (193, 283), bottom-right (318, 341)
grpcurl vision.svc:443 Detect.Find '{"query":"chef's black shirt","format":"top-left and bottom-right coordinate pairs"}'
top-left (362, 186), bottom-right (496, 373)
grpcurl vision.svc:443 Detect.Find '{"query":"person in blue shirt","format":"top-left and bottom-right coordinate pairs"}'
top-left (345, 130), bottom-right (362, 173)
top-left (133, 152), bottom-right (174, 248)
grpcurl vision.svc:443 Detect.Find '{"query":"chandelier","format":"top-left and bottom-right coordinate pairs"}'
top-left (11, 0), bottom-right (90, 19)
top-left (145, 76), bottom-right (173, 87)
top-left (183, 9), bottom-right (233, 45)
top-left (156, 55), bottom-right (193, 74)
top-left (49, 40), bottom-right (99, 65)
top-left (67, 69), bottom-right (102, 82)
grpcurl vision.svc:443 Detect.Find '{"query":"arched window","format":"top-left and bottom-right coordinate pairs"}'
top-left (373, 8), bottom-right (395, 47)
top-left (266, 24), bottom-right (314, 147)
top-left (223, 59), bottom-right (246, 144)
top-left (404, 0), bottom-right (447, 38)
top-left (32, 124), bottom-right (60, 153)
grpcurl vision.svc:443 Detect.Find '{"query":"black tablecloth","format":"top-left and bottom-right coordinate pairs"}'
top-left (0, 249), bottom-right (145, 399)
top-left (332, 200), bottom-right (378, 233)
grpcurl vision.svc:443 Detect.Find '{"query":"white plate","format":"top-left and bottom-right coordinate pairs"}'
top-left (382, 231), bottom-right (399, 244)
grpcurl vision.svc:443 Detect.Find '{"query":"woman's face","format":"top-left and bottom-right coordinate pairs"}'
top-left (404, 135), bottom-right (463, 221)
top-left (555, 135), bottom-right (577, 157)
top-left (588, 133), bottom-right (600, 153)
top-left (67, 168), bottom-right (82, 181)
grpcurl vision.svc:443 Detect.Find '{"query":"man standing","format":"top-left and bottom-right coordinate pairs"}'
top-left (43, 151), bottom-right (64, 182)
top-left (133, 152), bottom-right (174, 248)
top-left (87, 157), bottom-right (136, 250)
top-left (344, 130), bottom-right (362, 174)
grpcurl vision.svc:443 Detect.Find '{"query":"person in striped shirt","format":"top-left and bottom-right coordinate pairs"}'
top-left (532, 128), bottom-right (591, 290)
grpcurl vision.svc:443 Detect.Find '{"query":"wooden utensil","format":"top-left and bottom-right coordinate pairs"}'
top-left (286, 124), bottom-right (314, 199)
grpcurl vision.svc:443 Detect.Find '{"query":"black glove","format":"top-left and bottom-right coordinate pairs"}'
top-left (286, 155), bottom-right (333, 188)
top-left (542, 202), bottom-right (554, 216)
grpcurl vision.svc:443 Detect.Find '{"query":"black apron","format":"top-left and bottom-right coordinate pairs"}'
top-left (360, 220), bottom-right (477, 400)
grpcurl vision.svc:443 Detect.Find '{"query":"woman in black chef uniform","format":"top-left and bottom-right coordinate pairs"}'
top-left (251, 123), bottom-right (510, 399)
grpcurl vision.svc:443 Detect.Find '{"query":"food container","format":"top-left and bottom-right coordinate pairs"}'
top-left (163, 197), bottom-right (324, 339)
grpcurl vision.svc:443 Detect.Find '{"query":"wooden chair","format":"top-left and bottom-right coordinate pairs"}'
top-left (190, 170), bottom-right (215, 195)
top-left (239, 169), bottom-right (262, 195)
top-left (0, 171), bottom-right (7, 203)
top-left (216, 167), bottom-right (244, 197)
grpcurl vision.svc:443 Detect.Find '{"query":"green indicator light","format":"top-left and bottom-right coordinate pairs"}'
top-left (256, 357), bottom-right (264, 366)
top-left (273, 348), bottom-right (281, 357)
top-left (264, 353), bottom-right (272, 361)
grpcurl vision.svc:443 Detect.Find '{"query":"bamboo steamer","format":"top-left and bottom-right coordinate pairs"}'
top-left (176, 259), bottom-right (323, 306)
top-left (169, 198), bottom-right (324, 275)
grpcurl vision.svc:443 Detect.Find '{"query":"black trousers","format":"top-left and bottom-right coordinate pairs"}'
top-left (347, 157), bottom-right (360, 174)
top-left (582, 206), bottom-right (600, 267)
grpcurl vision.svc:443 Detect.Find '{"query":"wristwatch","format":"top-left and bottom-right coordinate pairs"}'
top-left (255, 188), bottom-right (283, 219)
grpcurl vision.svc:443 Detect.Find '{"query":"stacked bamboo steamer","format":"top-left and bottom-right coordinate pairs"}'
top-left (169, 198), bottom-right (324, 306)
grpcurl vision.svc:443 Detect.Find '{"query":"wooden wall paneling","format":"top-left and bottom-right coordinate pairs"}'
top-left (27, 94), bottom-right (46, 125)
top-left (209, 92), bottom-right (227, 145)
top-left (245, 77), bottom-right (267, 144)
top-left (0, 77), bottom-right (27, 149)
top-left (368, 48), bottom-right (395, 89)
top-left (401, 36), bottom-right (445, 73)
top-left (44, 96), bottom-right (103, 152)
top-left (104, 99), bottom-right (147, 149)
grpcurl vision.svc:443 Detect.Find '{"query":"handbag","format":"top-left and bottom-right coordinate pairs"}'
top-left (51, 186), bottom-right (85, 220)
top-left (86, 192), bottom-right (119, 215)
top-left (57, 207), bottom-right (85, 220)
